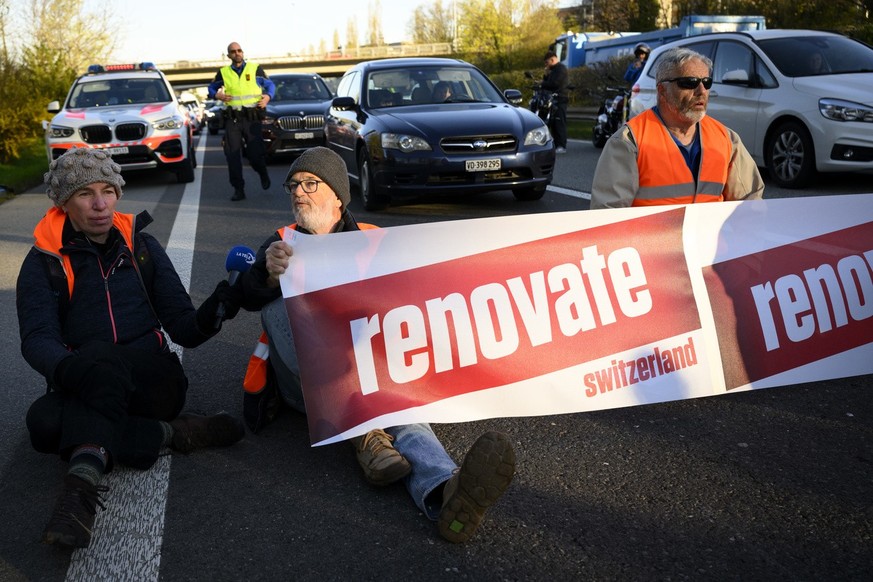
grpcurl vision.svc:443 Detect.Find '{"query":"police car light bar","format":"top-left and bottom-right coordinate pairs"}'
top-left (86, 62), bottom-right (158, 74)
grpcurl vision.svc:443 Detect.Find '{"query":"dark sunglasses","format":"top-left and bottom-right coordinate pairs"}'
top-left (661, 76), bottom-right (713, 90)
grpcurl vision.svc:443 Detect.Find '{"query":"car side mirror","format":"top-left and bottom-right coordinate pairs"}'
top-left (47, 101), bottom-right (61, 113)
top-left (331, 96), bottom-right (357, 111)
top-left (504, 89), bottom-right (523, 106)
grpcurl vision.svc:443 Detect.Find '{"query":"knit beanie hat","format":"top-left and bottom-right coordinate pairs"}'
top-left (45, 148), bottom-right (125, 207)
top-left (285, 147), bottom-right (350, 210)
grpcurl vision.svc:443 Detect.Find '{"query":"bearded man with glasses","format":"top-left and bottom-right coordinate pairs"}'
top-left (591, 46), bottom-right (764, 209)
top-left (235, 147), bottom-right (516, 544)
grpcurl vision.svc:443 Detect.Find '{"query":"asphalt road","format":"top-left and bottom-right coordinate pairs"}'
top-left (1, 135), bottom-right (871, 581)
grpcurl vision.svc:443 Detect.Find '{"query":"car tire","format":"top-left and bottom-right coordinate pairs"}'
top-left (174, 144), bottom-right (196, 183)
top-left (765, 121), bottom-right (815, 188)
top-left (513, 185), bottom-right (547, 201)
top-left (592, 126), bottom-right (607, 148)
top-left (357, 148), bottom-right (389, 211)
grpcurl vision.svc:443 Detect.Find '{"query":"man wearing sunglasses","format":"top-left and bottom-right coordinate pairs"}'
top-left (236, 147), bottom-right (516, 544)
top-left (591, 46), bottom-right (764, 209)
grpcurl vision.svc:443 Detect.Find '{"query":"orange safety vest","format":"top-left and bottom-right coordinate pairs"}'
top-left (243, 221), bottom-right (378, 395)
top-left (628, 108), bottom-right (731, 206)
top-left (33, 207), bottom-right (137, 298)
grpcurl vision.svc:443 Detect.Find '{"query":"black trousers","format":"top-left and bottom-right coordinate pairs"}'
top-left (550, 101), bottom-right (568, 149)
top-left (223, 111), bottom-right (268, 190)
top-left (26, 343), bottom-right (188, 471)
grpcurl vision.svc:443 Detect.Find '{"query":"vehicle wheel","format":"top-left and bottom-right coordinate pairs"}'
top-left (765, 121), bottom-right (815, 188)
top-left (175, 151), bottom-right (195, 183)
top-left (357, 149), bottom-right (389, 211)
top-left (592, 126), bottom-right (607, 148)
top-left (513, 185), bottom-right (546, 201)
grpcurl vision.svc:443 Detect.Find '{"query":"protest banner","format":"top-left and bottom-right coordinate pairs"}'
top-left (277, 194), bottom-right (873, 445)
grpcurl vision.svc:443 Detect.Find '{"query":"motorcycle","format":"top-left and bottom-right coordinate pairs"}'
top-left (525, 71), bottom-right (559, 124)
top-left (592, 86), bottom-right (631, 148)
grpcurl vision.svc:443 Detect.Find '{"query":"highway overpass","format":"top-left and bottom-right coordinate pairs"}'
top-left (161, 43), bottom-right (454, 89)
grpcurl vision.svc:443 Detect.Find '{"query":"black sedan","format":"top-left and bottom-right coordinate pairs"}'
top-left (262, 73), bottom-right (333, 160)
top-left (325, 58), bottom-right (555, 210)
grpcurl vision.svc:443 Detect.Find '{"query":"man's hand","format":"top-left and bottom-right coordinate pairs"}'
top-left (265, 240), bottom-right (293, 288)
top-left (257, 95), bottom-right (271, 108)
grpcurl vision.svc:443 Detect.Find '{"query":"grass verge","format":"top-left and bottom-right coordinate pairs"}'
top-left (1, 138), bottom-right (47, 200)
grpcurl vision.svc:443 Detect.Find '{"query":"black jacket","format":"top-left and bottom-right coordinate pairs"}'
top-left (17, 209), bottom-right (212, 385)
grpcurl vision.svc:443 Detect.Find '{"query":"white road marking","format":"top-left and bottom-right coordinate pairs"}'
top-left (548, 184), bottom-right (591, 200)
top-left (65, 137), bottom-right (206, 581)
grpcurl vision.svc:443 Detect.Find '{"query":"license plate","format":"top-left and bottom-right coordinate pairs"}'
top-left (103, 147), bottom-right (129, 155)
top-left (295, 132), bottom-right (315, 139)
top-left (466, 158), bottom-right (501, 172)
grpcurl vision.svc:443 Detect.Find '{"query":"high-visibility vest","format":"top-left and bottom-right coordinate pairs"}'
top-left (33, 207), bottom-right (136, 298)
top-left (628, 108), bottom-right (731, 206)
top-left (242, 221), bottom-right (378, 395)
top-left (220, 62), bottom-right (263, 109)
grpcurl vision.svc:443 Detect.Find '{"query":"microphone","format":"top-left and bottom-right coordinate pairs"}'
top-left (215, 245), bottom-right (256, 330)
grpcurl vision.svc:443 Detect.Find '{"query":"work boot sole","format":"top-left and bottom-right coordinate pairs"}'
top-left (438, 431), bottom-right (515, 544)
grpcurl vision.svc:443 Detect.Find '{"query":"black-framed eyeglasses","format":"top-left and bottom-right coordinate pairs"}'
top-left (283, 179), bottom-right (325, 195)
top-left (660, 76), bottom-right (713, 90)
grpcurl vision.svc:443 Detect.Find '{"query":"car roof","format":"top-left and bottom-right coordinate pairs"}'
top-left (270, 72), bottom-right (325, 79)
top-left (650, 28), bottom-right (845, 55)
top-left (354, 57), bottom-right (471, 70)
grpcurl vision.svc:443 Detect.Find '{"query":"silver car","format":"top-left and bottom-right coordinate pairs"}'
top-left (628, 29), bottom-right (873, 188)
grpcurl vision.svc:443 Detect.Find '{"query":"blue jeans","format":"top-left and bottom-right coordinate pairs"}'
top-left (262, 298), bottom-right (457, 519)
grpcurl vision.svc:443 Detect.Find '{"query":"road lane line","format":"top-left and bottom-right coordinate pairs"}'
top-left (548, 184), bottom-right (591, 200)
top-left (65, 137), bottom-right (206, 581)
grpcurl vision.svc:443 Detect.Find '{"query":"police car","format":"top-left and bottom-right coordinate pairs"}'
top-left (43, 63), bottom-right (196, 182)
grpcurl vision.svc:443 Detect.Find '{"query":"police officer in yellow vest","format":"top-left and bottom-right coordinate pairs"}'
top-left (591, 46), bottom-right (764, 208)
top-left (208, 42), bottom-right (276, 201)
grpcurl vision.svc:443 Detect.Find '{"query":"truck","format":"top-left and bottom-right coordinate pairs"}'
top-left (552, 15), bottom-right (767, 68)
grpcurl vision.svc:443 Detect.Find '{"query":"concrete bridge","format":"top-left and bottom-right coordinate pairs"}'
top-left (160, 42), bottom-right (454, 88)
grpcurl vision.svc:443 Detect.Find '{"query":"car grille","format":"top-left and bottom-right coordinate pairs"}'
top-left (116, 123), bottom-right (147, 141)
top-left (80, 123), bottom-right (147, 144)
top-left (277, 115), bottom-right (324, 130)
top-left (440, 135), bottom-right (517, 154)
top-left (80, 125), bottom-right (112, 144)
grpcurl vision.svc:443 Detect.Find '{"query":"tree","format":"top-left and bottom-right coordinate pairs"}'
top-left (367, 0), bottom-right (384, 46)
top-left (409, 0), bottom-right (455, 44)
top-left (458, 0), bottom-right (564, 72)
top-left (346, 18), bottom-right (360, 50)
top-left (25, 0), bottom-right (117, 73)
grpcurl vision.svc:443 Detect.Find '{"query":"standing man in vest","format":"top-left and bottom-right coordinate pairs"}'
top-left (17, 148), bottom-right (247, 548)
top-left (238, 147), bottom-right (516, 544)
top-left (591, 47), bottom-right (764, 208)
top-left (208, 42), bottom-right (276, 201)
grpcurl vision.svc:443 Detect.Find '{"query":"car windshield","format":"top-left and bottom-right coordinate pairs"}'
top-left (757, 35), bottom-right (873, 77)
top-left (364, 66), bottom-right (505, 108)
top-left (273, 77), bottom-right (332, 102)
top-left (68, 77), bottom-right (171, 108)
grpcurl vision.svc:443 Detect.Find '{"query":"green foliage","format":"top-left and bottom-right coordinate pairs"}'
top-left (458, 0), bottom-right (564, 72)
top-left (0, 137), bottom-right (47, 196)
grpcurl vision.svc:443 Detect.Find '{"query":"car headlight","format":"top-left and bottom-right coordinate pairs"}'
top-left (524, 126), bottom-right (551, 146)
top-left (262, 115), bottom-right (275, 125)
top-left (819, 99), bottom-right (873, 123)
top-left (382, 133), bottom-right (431, 152)
top-left (48, 125), bottom-right (75, 138)
top-left (152, 115), bottom-right (186, 130)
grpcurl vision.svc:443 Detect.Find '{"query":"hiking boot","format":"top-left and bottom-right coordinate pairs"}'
top-left (231, 188), bottom-right (246, 201)
top-left (438, 431), bottom-right (516, 544)
top-left (350, 429), bottom-right (412, 486)
top-left (42, 475), bottom-right (108, 548)
top-left (170, 412), bottom-right (245, 454)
